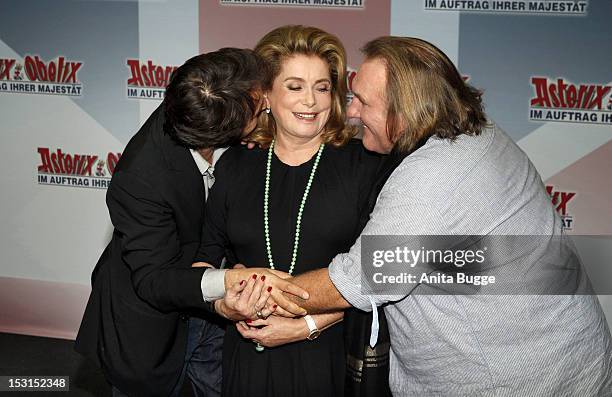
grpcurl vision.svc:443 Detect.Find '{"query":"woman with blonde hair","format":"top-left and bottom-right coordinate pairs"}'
top-left (197, 25), bottom-right (380, 396)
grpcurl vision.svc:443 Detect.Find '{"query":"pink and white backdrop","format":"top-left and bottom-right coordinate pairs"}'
top-left (0, 0), bottom-right (610, 339)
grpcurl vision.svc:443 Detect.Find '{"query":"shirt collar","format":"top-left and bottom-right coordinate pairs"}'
top-left (190, 147), bottom-right (228, 174)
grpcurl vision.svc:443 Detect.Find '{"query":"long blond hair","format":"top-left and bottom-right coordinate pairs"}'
top-left (362, 36), bottom-right (488, 153)
top-left (250, 25), bottom-right (354, 147)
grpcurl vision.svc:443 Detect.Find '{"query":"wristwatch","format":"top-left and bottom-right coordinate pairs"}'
top-left (304, 315), bottom-right (321, 340)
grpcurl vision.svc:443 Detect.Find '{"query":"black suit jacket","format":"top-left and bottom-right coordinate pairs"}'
top-left (75, 104), bottom-right (214, 397)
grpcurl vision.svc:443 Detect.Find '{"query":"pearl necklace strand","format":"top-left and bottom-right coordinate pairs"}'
top-left (264, 138), bottom-right (325, 275)
top-left (256, 138), bottom-right (324, 352)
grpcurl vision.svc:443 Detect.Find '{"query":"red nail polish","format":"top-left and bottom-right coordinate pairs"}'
top-left (273, 304), bottom-right (277, 309)
top-left (252, 274), bottom-right (257, 279)
top-left (267, 287), bottom-right (272, 292)
top-left (246, 319), bottom-right (252, 323)
top-left (261, 275), bottom-right (266, 281)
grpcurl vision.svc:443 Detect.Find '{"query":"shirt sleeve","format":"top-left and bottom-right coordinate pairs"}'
top-left (201, 268), bottom-right (227, 301)
top-left (328, 165), bottom-right (449, 311)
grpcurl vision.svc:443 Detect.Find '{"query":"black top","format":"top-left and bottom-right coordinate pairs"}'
top-left (198, 140), bottom-right (381, 397)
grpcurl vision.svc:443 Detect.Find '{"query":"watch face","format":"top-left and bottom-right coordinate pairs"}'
top-left (308, 330), bottom-right (321, 340)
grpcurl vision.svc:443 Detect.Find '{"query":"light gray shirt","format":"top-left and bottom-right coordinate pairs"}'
top-left (329, 126), bottom-right (612, 396)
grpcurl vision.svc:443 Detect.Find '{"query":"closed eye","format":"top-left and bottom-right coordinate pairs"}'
top-left (353, 93), bottom-right (367, 106)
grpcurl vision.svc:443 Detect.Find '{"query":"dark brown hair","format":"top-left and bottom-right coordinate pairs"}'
top-left (164, 48), bottom-right (267, 149)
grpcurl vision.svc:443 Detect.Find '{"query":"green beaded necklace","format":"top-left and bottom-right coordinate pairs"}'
top-left (255, 139), bottom-right (324, 352)
top-left (264, 138), bottom-right (325, 275)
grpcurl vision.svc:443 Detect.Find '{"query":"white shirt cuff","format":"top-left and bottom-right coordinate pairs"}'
top-left (200, 268), bottom-right (226, 301)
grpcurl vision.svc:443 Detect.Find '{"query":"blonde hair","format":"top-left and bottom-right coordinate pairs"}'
top-left (362, 37), bottom-right (488, 154)
top-left (250, 25), bottom-right (354, 147)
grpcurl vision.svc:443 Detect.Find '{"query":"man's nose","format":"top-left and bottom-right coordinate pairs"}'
top-left (347, 98), bottom-right (360, 118)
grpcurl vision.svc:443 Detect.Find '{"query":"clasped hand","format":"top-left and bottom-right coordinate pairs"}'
top-left (192, 263), bottom-right (309, 321)
top-left (236, 316), bottom-right (310, 348)
top-left (222, 267), bottom-right (316, 348)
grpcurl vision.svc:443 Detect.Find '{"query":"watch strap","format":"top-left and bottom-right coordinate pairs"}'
top-left (304, 315), bottom-right (318, 332)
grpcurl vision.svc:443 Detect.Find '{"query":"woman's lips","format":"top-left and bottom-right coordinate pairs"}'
top-left (293, 112), bottom-right (318, 120)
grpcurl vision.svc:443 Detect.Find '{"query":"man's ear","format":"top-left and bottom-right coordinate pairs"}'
top-left (393, 116), bottom-right (408, 143)
top-left (386, 111), bottom-right (406, 144)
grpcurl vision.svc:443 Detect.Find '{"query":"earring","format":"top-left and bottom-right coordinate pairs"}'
top-left (263, 94), bottom-right (270, 114)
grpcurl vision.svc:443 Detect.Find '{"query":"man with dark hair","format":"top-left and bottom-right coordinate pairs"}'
top-left (75, 48), bottom-right (306, 397)
top-left (163, 49), bottom-right (264, 150)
